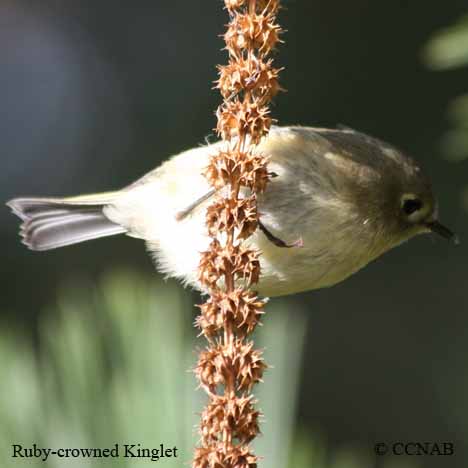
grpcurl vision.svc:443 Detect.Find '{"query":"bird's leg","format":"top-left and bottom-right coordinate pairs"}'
top-left (175, 189), bottom-right (217, 221)
top-left (176, 188), bottom-right (302, 249)
top-left (258, 220), bottom-right (303, 248)
top-left (176, 171), bottom-right (277, 221)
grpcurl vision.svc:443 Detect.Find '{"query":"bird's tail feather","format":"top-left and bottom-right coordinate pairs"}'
top-left (7, 195), bottom-right (126, 251)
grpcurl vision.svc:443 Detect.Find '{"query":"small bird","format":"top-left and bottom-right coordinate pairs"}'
top-left (7, 126), bottom-right (457, 297)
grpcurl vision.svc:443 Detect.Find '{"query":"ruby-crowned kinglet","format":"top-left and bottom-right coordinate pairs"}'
top-left (7, 126), bottom-right (457, 296)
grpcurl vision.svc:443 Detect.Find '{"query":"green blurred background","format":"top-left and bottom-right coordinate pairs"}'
top-left (1, 1), bottom-right (467, 467)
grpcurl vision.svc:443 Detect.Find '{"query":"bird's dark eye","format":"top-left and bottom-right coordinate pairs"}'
top-left (402, 198), bottom-right (423, 215)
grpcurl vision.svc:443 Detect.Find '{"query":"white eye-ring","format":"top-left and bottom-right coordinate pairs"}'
top-left (401, 194), bottom-right (426, 223)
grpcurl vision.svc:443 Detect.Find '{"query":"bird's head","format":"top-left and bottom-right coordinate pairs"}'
top-left (314, 127), bottom-right (459, 247)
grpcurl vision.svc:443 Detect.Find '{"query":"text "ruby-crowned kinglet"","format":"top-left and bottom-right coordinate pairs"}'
top-left (8, 126), bottom-right (457, 297)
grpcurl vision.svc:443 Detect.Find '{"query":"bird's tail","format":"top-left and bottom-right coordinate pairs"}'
top-left (7, 192), bottom-right (126, 251)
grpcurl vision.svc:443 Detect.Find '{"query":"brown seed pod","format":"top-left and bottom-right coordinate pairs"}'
top-left (216, 98), bottom-right (273, 143)
top-left (224, 12), bottom-right (281, 56)
top-left (196, 289), bottom-right (266, 339)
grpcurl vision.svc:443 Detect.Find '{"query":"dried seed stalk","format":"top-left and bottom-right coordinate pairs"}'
top-left (194, 1), bottom-right (283, 467)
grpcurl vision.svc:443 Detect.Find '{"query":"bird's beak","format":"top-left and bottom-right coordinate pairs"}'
top-left (426, 221), bottom-right (459, 245)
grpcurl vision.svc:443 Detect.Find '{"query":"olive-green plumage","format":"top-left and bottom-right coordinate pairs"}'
top-left (7, 126), bottom-right (456, 296)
